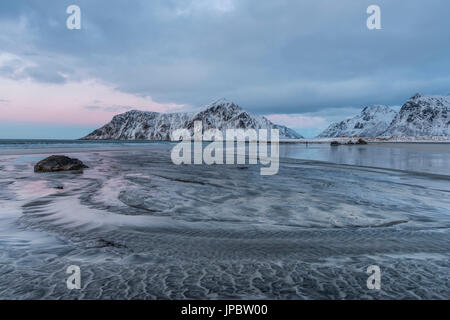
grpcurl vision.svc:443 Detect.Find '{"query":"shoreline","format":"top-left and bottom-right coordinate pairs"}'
top-left (279, 137), bottom-right (450, 144)
top-left (2, 137), bottom-right (450, 144)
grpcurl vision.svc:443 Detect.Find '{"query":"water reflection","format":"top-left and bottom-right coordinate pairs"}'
top-left (280, 143), bottom-right (450, 176)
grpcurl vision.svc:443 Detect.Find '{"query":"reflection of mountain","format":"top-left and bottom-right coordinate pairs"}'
top-left (81, 98), bottom-right (303, 140)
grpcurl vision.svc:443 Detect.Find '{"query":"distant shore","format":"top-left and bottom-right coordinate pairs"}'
top-left (279, 137), bottom-right (450, 144)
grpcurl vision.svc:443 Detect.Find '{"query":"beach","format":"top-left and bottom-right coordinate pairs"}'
top-left (0, 141), bottom-right (449, 299)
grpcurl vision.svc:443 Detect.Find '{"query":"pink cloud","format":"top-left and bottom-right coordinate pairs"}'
top-left (0, 77), bottom-right (185, 125)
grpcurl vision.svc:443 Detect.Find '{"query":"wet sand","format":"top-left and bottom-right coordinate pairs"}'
top-left (0, 143), bottom-right (449, 299)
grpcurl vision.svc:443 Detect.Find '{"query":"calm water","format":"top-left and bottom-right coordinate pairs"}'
top-left (2, 139), bottom-right (449, 175)
top-left (0, 140), bottom-right (449, 299)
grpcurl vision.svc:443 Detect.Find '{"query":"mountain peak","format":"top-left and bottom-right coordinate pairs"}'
top-left (208, 97), bottom-right (234, 105)
top-left (81, 99), bottom-right (303, 140)
top-left (362, 104), bottom-right (391, 113)
top-left (384, 94), bottom-right (449, 137)
top-left (318, 105), bottom-right (397, 138)
top-left (410, 93), bottom-right (423, 100)
top-left (204, 98), bottom-right (242, 112)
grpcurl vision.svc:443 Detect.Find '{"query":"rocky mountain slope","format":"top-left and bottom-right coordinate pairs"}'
top-left (318, 105), bottom-right (397, 138)
top-left (81, 98), bottom-right (303, 140)
top-left (383, 94), bottom-right (449, 137)
top-left (318, 94), bottom-right (450, 138)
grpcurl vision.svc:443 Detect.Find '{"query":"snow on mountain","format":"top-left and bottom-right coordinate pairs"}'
top-left (81, 98), bottom-right (303, 140)
top-left (383, 94), bottom-right (450, 137)
top-left (317, 105), bottom-right (397, 138)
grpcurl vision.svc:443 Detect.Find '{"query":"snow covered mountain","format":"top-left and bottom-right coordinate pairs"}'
top-left (81, 98), bottom-right (303, 140)
top-left (318, 105), bottom-right (397, 138)
top-left (383, 94), bottom-right (450, 137)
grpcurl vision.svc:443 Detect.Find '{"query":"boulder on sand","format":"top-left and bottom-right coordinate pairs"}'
top-left (34, 155), bottom-right (88, 172)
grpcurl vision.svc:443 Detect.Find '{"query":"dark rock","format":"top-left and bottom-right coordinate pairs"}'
top-left (410, 93), bottom-right (423, 100)
top-left (330, 141), bottom-right (341, 146)
top-left (96, 239), bottom-right (127, 249)
top-left (34, 155), bottom-right (88, 172)
top-left (356, 138), bottom-right (368, 145)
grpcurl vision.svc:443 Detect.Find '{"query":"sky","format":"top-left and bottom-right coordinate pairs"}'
top-left (1, 0), bottom-right (450, 138)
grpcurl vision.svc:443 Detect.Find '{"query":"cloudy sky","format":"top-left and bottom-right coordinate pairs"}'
top-left (1, 0), bottom-right (449, 138)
